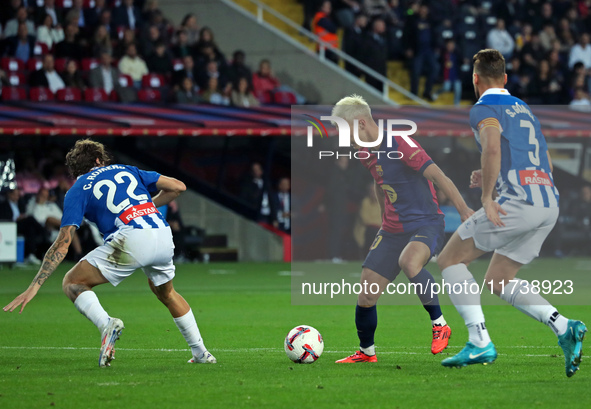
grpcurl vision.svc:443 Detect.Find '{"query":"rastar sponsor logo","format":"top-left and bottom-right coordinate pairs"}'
top-left (119, 202), bottom-right (159, 224)
top-left (519, 170), bottom-right (553, 186)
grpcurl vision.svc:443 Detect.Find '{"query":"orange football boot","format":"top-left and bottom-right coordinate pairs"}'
top-left (431, 324), bottom-right (451, 354)
top-left (335, 350), bottom-right (378, 363)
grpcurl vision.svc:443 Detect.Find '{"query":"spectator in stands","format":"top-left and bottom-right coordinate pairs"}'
top-left (35, 0), bottom-right (62, 27)
top-left (0, 0), bottom-right (23, 27)
top-left (61, 59), bottom-right (86, 91)
top-left (113, 0), bottom-right (143, 32)
top-left (201, 76), bottom-right (230, 106)
top-left (29, 53), bottom-right (65, 93)
top-left (118, 43), bottom-right (149, 88)
top-left (570, 87), bottom-right (591, 111)
top-left (343, 13), bottom-right (367, 76)
top-left (66, 0), bottom-right (89, 36)
top-left (114, 28), bottom-right (135, 59)
top-left (486, 19), bottom-right (515, 60)
top-left (98, 8), bottom-right (115, 39)
top-left (4, 6), bottom-right (35, 38)
top-left (195, 27), bottom-right (225, 63)
top-left (197, 60), bottom-right (227, 90)
top-left (15, 155), bottom-right (44, 195)
top-left (90, 50), bottom-right (137, 103)
top-left (144, 9), bottom-right (172, 44)
top-left (404, 4), bottom-right (437, 99)
top-left (146, 41), bottom-right (173, 75)
top-left (194, 43), bottom-right (227, 74)
top-left (91, 25), bottom-right (112, 58)
top-left (539, 22), bottom-right (558, 53)
top-left (175, 77), bottom-right (202, 104)
top-left (273, 177), bottom-right (291, 233)
top-left (333, 1), bottom-right (360, 29)
top-left (312, 1), bottom-right (339, 64)
top-left (569, 61), bottom-right (590, 95)
top-left (27, 187), bottom-right (83, 259)
top-left (231, 76), bottom-right (259, 108)
top-left (54, 24), bottom-right (85, 60)
top-left (241, 162), bottom-right (273, 223)
top-left (521, 34), bottom-right (545, 78)
top-left (84, 0), bottom-right (106, 30)
top-left (434, 39), bottom-right (462, 105)
top-left (180, 13), bottom-right (200, 46)
top-left (36, 12), bottom-right (64, 50)
top-left (5, 22), bottom-right (36, 63)
top-left (172, 55), bottom-right (197, 89)
top-left (363, 17), bottom-right (388, 91)
top-left (0, 187), bottom-right (47, 265)
top-left (227, 50), bottom-right (252, 87)
top-left (532, 59), bottom-right (563, 104)
top-left (140, 24), bottom-right (164, 58)
top-left (252, 59), bottom-right (280, 100)
top-left (569, 33), bottom-right (591, 69)
top-left (171, 29), bottom-right (191, 59)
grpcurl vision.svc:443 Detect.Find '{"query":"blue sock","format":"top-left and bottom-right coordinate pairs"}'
top-left (355, 304), bottom-right (377, 348)
top-left (410, 268), bottom-right (443, 322)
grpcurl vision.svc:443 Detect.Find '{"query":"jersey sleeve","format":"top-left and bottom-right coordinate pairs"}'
top-left (397, 136), bottom-right (433, 174)
top-left (130, 166), bottom-right (161, 193)
top-left (60, 184), bottom-right (87, 229)
top-left (470, 104), bottom-right (500, 132)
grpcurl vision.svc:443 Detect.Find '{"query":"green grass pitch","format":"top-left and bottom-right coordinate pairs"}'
top-left (1, 259), bottom-right (590, 409)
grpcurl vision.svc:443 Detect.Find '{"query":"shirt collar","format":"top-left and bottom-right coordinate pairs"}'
top-left (481, 88), bottom-right (511, 97)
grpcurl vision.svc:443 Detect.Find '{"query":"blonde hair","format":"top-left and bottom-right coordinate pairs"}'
top-left (331, 94), bottom-right (372, 123)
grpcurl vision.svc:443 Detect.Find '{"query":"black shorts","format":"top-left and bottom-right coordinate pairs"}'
top-left (362, 223), bottom-right (445, 281)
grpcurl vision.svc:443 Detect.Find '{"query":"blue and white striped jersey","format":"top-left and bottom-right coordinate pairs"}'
top-left (61, 164), bottom-right (168, 241)
top-left (470, 88), bottom-right (559, 208)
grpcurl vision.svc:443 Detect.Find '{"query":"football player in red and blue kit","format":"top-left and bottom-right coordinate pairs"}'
top-left (332, 95), bottom-right (474, 363)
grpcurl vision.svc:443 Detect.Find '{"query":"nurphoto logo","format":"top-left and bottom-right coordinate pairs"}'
top-left (304, 115), bottom-right (419, 159)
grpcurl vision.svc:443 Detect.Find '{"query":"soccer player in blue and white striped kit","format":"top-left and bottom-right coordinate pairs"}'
top-left (437, 49), bottom-right (586, 376)
top-left (4, 139), bottom-right (215, 367)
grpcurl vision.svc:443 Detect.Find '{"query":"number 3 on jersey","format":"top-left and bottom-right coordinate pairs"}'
top-left (520, 119), bottom-right (540, 166)
top-left (93, 171), bottom-right (149, 214)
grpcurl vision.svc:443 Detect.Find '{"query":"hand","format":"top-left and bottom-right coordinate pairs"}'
top-left (3, 286), bottom-right (39, 314)
top-left (459, 207), bottom-right (475, 222)
top-left (470, 169), bottom-right (482, 188)
top-left (482, 199), bottom-right (507, 227)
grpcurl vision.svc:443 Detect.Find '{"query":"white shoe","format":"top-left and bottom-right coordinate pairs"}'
top-left (188, 351), bottom-right (217, 363)
top-left (99, 318), bottom-right (124, 367)
top-left (25, 254), bottom-right (42, 265)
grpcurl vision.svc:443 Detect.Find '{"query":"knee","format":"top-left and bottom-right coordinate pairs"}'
top-left (357, 292), bottom-right (378, 308)
top-left (152, 283), bottom-right (174, 304)
top-left (437, 249), bottom-right (454, 271)
top-left (399, 255), bottom-right (422, 277)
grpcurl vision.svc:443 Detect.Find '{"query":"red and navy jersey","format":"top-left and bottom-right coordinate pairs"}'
top-left (359, 135), bottom-right (443, 234)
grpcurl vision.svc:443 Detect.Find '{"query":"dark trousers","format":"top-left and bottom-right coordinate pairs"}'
top-left (410, 50), bottom-right (438, 97)
top-left (17, 216), bottom-right (47, 257)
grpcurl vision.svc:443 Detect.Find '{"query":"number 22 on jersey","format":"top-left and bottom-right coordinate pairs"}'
top-left (93, 171), bottom-right (149, 214)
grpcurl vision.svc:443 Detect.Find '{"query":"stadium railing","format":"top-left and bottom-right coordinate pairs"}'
top-left (222, 0), bottom-right (430, 107)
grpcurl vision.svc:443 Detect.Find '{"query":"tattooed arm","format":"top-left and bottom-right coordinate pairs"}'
top-left (3, 225), bottom-right (76, 313)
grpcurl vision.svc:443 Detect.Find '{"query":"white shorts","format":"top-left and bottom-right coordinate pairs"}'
top-left (458, 199), bottom-right (558, 265)
top-left (83, 226), bottom-right (176, 287)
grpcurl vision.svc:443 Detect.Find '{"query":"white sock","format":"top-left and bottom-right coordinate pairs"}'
top-left (432, 315), bottom-right (447, 326)
top-left (173, 309), bottom-right (207, 357)
top-left (360, 345), bottom-right (375, 356)
top-left (442, 263), bottom-right (491, 347)
top-left (500, 279), bottom-right (568, 336)
top-left (74, 291), bottom-right (110, 333)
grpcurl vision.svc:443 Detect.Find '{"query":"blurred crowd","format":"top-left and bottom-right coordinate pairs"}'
top-left (0, 0), bottom-right (298, 105)
top-left (305, 0), bottom-right (591, 106)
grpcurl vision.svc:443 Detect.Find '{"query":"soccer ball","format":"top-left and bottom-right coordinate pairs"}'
top-left (284, 325), bottom-right (324, 363)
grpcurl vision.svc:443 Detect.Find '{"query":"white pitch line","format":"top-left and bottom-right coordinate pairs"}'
top-left (0, 345), bottom-right (562, 358)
